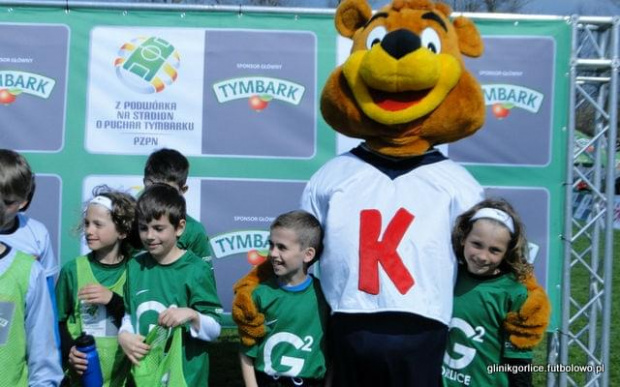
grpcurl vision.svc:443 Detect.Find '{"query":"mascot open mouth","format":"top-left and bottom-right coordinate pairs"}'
top-left (370, 88), bottom-right (431, 112)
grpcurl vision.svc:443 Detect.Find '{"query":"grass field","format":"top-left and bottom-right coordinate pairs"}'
top-left (530, 228), bottom-right (620, 386)
top-left (209, 231), bottom-right (619, 387)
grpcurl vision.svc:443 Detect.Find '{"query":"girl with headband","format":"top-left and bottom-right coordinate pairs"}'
top-left (56, 185), bottom-right (137, 386)
top-left (442, 198), bottom-right (543, 387)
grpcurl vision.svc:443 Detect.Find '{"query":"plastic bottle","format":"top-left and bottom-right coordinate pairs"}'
top-left (74, 332), bottom-right (104, 387)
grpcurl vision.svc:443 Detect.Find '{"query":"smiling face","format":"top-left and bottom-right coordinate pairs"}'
top-left (268, 226), bottom-right (315, 287)
top-left (138, 214), bottom-right (185, 264)
top-left (462, 219), bottom-right (511, 276)
top-left (320, 0), bottom-right (485, 157)
top-left (84, 203), bottom-right (124, 258)
top-left (342, 8), bottom-right (463, 126)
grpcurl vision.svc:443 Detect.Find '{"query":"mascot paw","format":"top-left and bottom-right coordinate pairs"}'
top-left (504, 274), bottom-right (551, 349)
top-left (232, 260), bottom-right (274, 346)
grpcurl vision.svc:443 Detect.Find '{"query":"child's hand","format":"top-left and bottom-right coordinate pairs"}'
top-left (68, 345), bottom-right (88, 374)
top-left (118, 331), bottom-right (150, 365)
top-left (78, 284), bottom-right (113, 305)
top-left (158, 307), bottom-right (198, 329)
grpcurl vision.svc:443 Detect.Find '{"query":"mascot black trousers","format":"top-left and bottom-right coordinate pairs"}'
top-left (329, 312), bottom-right (447, 387)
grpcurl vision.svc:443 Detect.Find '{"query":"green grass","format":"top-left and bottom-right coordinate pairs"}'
top-left (530, 229), bottom-right (620, 386)
top-left (210, 231), bottom-right (620, 386)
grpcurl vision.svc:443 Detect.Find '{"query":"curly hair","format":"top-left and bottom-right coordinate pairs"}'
top-left (451, 198), bottom-right (533, 281)
top-left (79, 185), bottom-right (137, 258)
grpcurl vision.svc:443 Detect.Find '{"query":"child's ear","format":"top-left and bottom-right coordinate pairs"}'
top-left (17, 200), bottom-right (28, 211)
top-left (303, 247), bottom-right (316, 264)
top-left (175, 219), bottom-right (186, 237)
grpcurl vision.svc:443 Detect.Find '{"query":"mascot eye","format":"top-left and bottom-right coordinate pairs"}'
top-left (366, 26), bottom-right (387, 49)
top-left (420, 28), bottom-right (442, 54)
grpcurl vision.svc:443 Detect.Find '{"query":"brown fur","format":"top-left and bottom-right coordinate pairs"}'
top-left (232, 0), bottom-right (550, 348)
top-left (231, 261), bottom-right (274, 346)
top-left (504, 274), bottom-right (551, 349)
top-left (321, 0), bottom-right (485, 157)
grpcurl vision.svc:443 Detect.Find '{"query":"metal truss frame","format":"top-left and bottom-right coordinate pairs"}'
top-left (548, 14), bottom-right (619, 387)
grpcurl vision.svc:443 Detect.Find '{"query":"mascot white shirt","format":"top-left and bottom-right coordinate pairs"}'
top-left (301, 145), bottom-right (483, 325)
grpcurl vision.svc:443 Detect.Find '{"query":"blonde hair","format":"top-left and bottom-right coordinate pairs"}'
top-left (452, 198), bottom-right (533, 281)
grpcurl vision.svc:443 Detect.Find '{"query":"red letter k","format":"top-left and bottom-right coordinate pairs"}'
top-left (359, 208), bottom-right (415, 295)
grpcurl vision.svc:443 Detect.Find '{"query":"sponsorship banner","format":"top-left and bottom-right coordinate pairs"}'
top-left (0, 6), bottom-right (569, 328)
top-left (0, 23), bottom-right (68, 151)
top-left (453, 36), bottom-right (555, 166)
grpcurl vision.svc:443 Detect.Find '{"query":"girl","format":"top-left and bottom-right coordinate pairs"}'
top-left (56, 185), bottom-right (136, 386)
top-left (442, 198), bottom-right (540, 387)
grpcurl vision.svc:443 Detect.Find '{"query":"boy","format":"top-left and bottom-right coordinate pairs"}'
top-left (0, 149), bottom-right (59, 287)
top-left (118, 183), bottom-right (222, 386)
top-left (0, 149), bottom-right (61, 357)
top-left (0, 240), bottom-right (63, 386)
top-left (142, 148), bottom-right (214, 267)
top-left (238, 210), bottom-right (330, 387)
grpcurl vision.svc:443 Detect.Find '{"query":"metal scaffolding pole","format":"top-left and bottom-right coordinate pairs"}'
top-left (552, 15), bottom-right (618, 387)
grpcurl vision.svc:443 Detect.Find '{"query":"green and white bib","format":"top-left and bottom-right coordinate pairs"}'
top-left (0, 251), bottom-right (34, 387)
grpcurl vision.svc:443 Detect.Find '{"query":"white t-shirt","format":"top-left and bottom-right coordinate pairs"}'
top-left (301, 148), bottom-right (483, 325)
top-left (0, 213), bottom-right (59, 281)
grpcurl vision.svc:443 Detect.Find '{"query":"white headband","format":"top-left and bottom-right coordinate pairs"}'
top-left (470, 207), bottom-right (515, 233)
top-left (89, 196), bottom-right (113, 212)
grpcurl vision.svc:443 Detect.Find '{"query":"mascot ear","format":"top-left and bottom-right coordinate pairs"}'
top-left (453, 16), bottom-right (484, 58)
top-left (335, 0), bottom-right (373, 38)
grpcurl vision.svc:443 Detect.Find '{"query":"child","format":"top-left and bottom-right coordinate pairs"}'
top-left (0, 239), bottom-right (63, 385)
top-left (0, 149), bottom-right (59, 297)
top-left (442, 198), bottom-right (543, 387)
top-left (118, 183), bottom-right (222, 386)
top-left (55, 186), bottom-right (137, 386)
top-left (238, 210), bottom-right (330, 387)
top-left (0, 148), bottom-right (62, 360)
top-left (142, 148), bottom-right (214, 267)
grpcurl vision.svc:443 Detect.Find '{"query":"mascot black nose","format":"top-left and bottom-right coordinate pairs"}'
top-left (381, 29), bottom-right (421, 60)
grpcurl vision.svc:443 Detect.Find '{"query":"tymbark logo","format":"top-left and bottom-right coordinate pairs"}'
top-left (0, 70), bottom-right (56, 105)
top-left (213, 76), bottom-right (305, 111)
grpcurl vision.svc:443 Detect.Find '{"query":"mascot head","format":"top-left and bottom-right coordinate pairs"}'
top-left (321, 0), bottom-right (486, 157)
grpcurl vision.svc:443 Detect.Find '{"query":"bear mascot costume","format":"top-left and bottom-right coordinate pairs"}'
top-left (233, 0), bottom-right (550, 385)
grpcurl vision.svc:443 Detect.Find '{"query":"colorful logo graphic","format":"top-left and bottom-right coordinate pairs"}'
top-left (210, 230), bottom-right (269, 262)
top-left (491, 103), bottom-right (512, 119)
top-left (0, 89), bottom-right (17, 105)
top-left (246, 249), bottom-right (268, 265)
top-left (0, 70), bottom-right (57, 105)
top-left (483, 84), bottom-right (543, 120)
top-left (213, 76), bottom-right (305, 112)
top-left (248, 94), bottom-right (272, 112)
top-left (115, 36), bottom-right (180, 94)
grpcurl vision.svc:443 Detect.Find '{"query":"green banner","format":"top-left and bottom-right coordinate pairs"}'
top-left (0, 5), bottom-right (570, 329)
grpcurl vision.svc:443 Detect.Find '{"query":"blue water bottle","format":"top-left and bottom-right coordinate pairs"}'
top-left (75, 332), bottom-right (103, 387)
